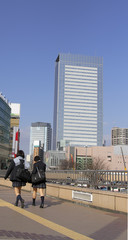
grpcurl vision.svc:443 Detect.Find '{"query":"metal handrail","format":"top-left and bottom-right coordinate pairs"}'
top-left (0, 169), bottom-right (127, 189)
top-left (45, 170), bottom-right (128, 188)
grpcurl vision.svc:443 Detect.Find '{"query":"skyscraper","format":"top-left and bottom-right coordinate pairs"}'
top-left (9, 103), bottom-right (20, 158)
top-left (0, 93), bottom-right (11, 168)
top-left (53, 53), bottom-right (103, 150)
top-left (29, 122), bottom-right (52, 159)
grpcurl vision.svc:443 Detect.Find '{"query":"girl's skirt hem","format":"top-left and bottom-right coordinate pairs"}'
top-left (12, 181), bottom-right (26, 187)
top-left (32, 182), bottom-right (46, 189)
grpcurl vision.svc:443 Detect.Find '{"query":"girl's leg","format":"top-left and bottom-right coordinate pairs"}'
top-left (19, 187), bottom-right (21, 195)
top-left (39, 188), bottom-right (45, 208)
top-left (14, 187), bottom-right (24, 208)
top-left (14, 187), bottom-right (20, 196)
top-left (32, 188), bottom-right (37, 206)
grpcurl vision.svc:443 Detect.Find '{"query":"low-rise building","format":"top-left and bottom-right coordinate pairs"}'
top-left (44, 145), bottom-right (128, 171)
top-left (44, 150), bottom-right (65, 170)
top-left (65, 145), bottom-right (128, 170)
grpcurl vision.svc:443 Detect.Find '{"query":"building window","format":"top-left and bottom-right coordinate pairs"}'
top-left (107, 156), bottom-right (112, 162)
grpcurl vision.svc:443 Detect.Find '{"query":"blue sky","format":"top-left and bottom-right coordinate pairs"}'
top-left (0, 0), bottom-right (127, 155)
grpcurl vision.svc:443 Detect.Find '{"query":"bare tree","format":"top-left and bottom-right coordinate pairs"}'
top-left (59, 159), bottom-right (68, 170)
top-left (59, 156), bottom-right (108, 171)
top-left (89, 157), bottom-right (109, 170)
top-left (68, 158), bottom-right (75, 169)
top-left (59, 158), bottom-right (75, 170)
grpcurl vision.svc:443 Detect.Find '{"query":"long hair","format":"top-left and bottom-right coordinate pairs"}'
top-left (34, 156), bottom-right (40, 162)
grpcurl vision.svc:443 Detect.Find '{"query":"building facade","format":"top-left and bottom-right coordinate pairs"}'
top-left (0, 93), bottom-right (11, 169)
top-left (29, 122), bottom-right (52, 160)
top-left (112, 127), bottom-right (128, 145)
top-left (33, 140), bottom-right (44, 161)
top-left (9, 103), bottom-right (20, 158)
top-left (44, 150), bottom-right (65, 170)
top-left (65, 145), bottom-right (128, 171)
top-left (53, 53), bottom-right (103, 150)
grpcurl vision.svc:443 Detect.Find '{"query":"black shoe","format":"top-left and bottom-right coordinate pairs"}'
top-left (21, 199), bottom-right (25, 208)
top-left (40, 203), bottom-right (44, 208)
top-left (32, 202), bottom-right (36, 206)
top-left (14, 202), bottom-right (18, 207)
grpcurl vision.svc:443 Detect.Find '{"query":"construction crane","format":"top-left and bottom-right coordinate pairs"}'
top-left (120, 147), bottom-right (127, 171)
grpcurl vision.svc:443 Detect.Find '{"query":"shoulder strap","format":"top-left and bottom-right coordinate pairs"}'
top-left (20, 159), bottom-right (25, 169)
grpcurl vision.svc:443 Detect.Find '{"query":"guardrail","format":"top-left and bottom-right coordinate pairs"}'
top-left (46, 170), bottom-right (128, 189)
top-left (0, 170), bottom-right (127, 190)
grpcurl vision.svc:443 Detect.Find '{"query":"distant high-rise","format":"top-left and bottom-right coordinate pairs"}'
top-left (9, 103), bottom-right (20, 158)
top-left (53, 53), bottom-right (103, 150)
top-left (111, 127), bottom-right (128, 145)
top-left (0, 93), bottom-right (11, 168)
top-left (29, 122), bottom-right (52, 159)
top-left (33, 140), bottom-right (44, 161)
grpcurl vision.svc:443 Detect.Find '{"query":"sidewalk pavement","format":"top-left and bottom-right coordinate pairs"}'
top-left (0, 185), bottom-right (127, 240)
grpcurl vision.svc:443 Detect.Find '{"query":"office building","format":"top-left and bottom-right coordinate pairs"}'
top-left (53, 53), bottom-right (103, 150)
top-left (33, 140), bottom-right (44, 161)
top-left (29, 122), bottom-right (52, 160)
top-left (9, 103), bottom-right (20, 158)
top-left (0, 93), bottom-right (11, 169)
top-left (112, 127), bottom-right (128, 145)
top-left (44, 150), bottom-right (65, 170)
top-left (65, 145), bottom-right (128, 171)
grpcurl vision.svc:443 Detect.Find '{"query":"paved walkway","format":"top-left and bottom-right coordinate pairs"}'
top-left (0, 186), bottom-right (127, 240)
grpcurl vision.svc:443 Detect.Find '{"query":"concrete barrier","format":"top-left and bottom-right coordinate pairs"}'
top-left (0, 178), bottom-right (127, 213)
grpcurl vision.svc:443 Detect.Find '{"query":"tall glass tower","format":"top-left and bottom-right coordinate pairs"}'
top-left (53, 53), bottom-right (103, 150)
top-left (29, 122), bottom-right (52, 155)
top-left (0, 93), bottom-right (11, 168)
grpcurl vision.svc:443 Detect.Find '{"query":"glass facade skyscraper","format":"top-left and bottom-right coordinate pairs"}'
top-left (0, 93), bottom-right (11, 168)
top-left (53, 53), bottom-right (103, 150)
top-left (29, 122), bottom-right (52, 156)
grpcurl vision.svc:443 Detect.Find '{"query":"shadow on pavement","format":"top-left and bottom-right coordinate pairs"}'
top-left (0, 230), bottom-right (71, 240)
top-left (90, 215), bottom-right (127, 240)
top-left (24, 198), bottom-right (63, 209)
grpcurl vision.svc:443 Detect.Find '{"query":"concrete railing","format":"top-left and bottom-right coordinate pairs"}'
top-left (0, 178), bottom-right (127, 213)
top-left (1, 170), bottom-right (127, 188)
top-left (46, 170), bottom-right (128, 188)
